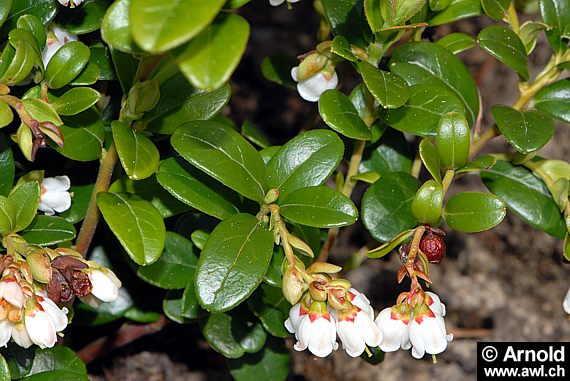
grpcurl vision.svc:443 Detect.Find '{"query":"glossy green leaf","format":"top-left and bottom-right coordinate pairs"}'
top-left (436, 32), bottom-right (474, 54)
top-left (429, 0), bottom-right (451, 11)
top-left (0, 101), bottom-right (13, 128)
top-left (137, 232), bottom-right (198, 289)
top-left (0, 1), bottom-right (11, 30)
top-left (69, 55), bottom-right (101, 86)
top-left (390, 41), bottom-right (479, 125)
top-left (0, 354), bottom-right (9, 381)
top-left (428, 0), bottom-right (482, 25)
top-left (177, 13), bottom-right (250, 90)
top-left (260, 54), bottom-right (297, 88)
top-left (55, 0), bottom-right (107, 34)
top-left (360, 128), bottom-right (412, 177)
top-left (419, 139), bottom-right (441, 182)
top-left (367, 229), bottom-right (414, 258)
top-left (58, 183), bottom-right (93, 224)
top-left (539, 0), bottom-right (570, 53)
top-left (10, 182), bottom-right (40, 232)
top-left (331, 35), bottom-right (357, 62)
top-left (383, 0), bottom-right (427, 27)
top-left (481, 0), bottom-right (510, 20)
top-left (22, 347), bottom-right (87, 380)
top-left (359, 62), bottom-right (410, 109)
top-left (321, 0), bottom-right (371, 48)
top-left (492, 105), bottom-right (555, 154)
top-left (481, 160), bottom-right (567, 238)
top-left (112, 121), bottom-right (159, 180)
top-left (163, 289), bottom-right (192, 323)
top-left (21, 99), bottom-right (61, 126)
top-left (17, 14), bottom-right (46, 49)
top-left (101, 0), bottom-right (141, 54)
top-left (89, 45), bottom-right (115, 80)
top-left (456, 155), bottom-right (496, 173)
top-left (362, 171), bottom-right (420, 242)
top-left (51, 88), bottom-right (101, 116)
top-left (247, 284), bottom-right (291, 338)
top-left (196, 213), bottom-right (274, 312)
top-left (130, 0), bottom-right (225, 53)
top-left (225, 0), bottom-right (252, 8)
top-left (384, 84), bottom-right (465, 137)
top-left (478, 25), bottom-right (528, 80)
top-left (519, 21), bottom-right (550, 54)
top-left (156, 157), bottom-right (239, 220)
top-left (444, 192), bottom-right (506, 232)
top-left (144, 74), bottom-right (231, 134)
top-left (0, 196), bottom-right (13, 234)
top-left (171, 121), bottom-right (268, 202)
top-left (44, 41), bottom-right (90, 89)
top-left (110, 47), bottom-right (138, 92)
top-left (229, 337), bottom-right (290, 381)
top-left (242, 121), bottom-right (269, 149)
top-left (1, 0), bottom-right (57, 32)
top-left (20, 215), bottom-right (76, 246)
top-left (352, 171), bottom-right (381, 183)
top-left (436, 111), bottom-right (470, 169)
top-left (97, 192), bottom-right (166, 265)
top-left (411, 180), bottom-right (443, 225)
top-left (319, 90), bottom-right (372, 140)
top-left (280, 186), bottom-right (358, 228)
top-left (268, 130), bottom-right (343, 200)
top-left (0, 39), bottom-right (35, 85)
top-left (182, 282), bottom-right (202, 319)
top-left (51, 108), bottom-right (104, 162)
top-left (0, 135), bottom-right (14, 196)
top-left (535, 79), bottom-right (570, 124)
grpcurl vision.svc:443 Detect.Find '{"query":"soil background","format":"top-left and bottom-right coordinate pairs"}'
top-left (88, 1), bottom-right (570, 380)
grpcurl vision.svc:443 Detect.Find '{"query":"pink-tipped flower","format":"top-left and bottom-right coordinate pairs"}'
top-left (284, 302), bottom-right (308, 334)
top-left (38, 176), bottom-right (72, 216)
top-left (269, 0), bottom-right (301, 6)
top-left (42, 26), bottom-right (78, 67)
top-left (408, 303), bottom-right (453, 359)
top-left (58, 0), bottom-right (83, 7)
top-left (23, 295), bottom-right (68, 349)
top-left (293, 301), bottom-right (338, 357)
top-left (336, 298), bottom-right (382, 357)
top-left (375, 304), bottom-right (411, 352)
top-left (564, 287), bottom-right (570, 315)
top-left (425, 291), bottom-right (446, 316)
top-left (291, 67), bottom-right (338, 102)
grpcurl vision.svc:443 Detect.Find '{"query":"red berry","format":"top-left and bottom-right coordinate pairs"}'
top-left (419, 232), bottom-right (446, 264)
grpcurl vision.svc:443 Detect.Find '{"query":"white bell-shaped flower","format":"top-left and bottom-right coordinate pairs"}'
top-left (87, 267), bottom-right (122, 303)
top-left (0, 321), bottom-right (11, 347)
top-left (10, 322), bottom-right (33, 349)
top-left (293, 301), bottom-right (338, 357)
top-left (409, 304), bottom-right (453, 359)
top-left (42, 26), bottom-right (78, 67)
top-left (38, 176), bottom-right (72, 216)
top-left (336, 299), bottom-right (382, 357)
top-left (284, 302), bottom-right (308, 334)
top-left (0, 276), bottom-right (26, 308)
top-left (58, 0), bottom-right (84, 7)
top-left (23, 295), bottom-right (68, 349)
top-left (562, 288), bottom-right (570, 315)
top-left (425, 291), bottom-right (446, 316)
top-left (291, 66), bottom-right (338, 102)
top-left (269, 0), bottom-right (301, 6)
top-left (36, 293), bottom-right (68, 332)
top-left (375, 306), bottom-right (411, 352)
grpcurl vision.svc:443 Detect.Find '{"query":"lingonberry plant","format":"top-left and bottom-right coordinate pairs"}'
top-left (0, 0), bottom-right (568, 379)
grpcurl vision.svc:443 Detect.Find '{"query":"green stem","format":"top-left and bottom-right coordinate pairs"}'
top-left (441, 169), bottom-right (455, 195)
top-left (75, 143), bottom-right (118, 257)
top-left (505, 2), bottom-right (520, 34)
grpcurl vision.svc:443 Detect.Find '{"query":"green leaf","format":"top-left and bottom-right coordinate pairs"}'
top-left (362, 171), bottom-right (420, 242)
top-left (20, 215), bottom-right (76, 246)
top-left (456, 155), bottom-right (496, 173)
top-left (130, 0), bottom-right (225, 53)
top-left (0, 100), bottom-right (13, 128)
top-left (163, 289), bottom-right (193, 323)
top-left (436, 32), bottom-right (475, 54)
top-left (51, 88), bottom-right (101, 116)
top-left (383, 0), bottom-right (427, 27)
top-left (177, 13), bottom-right (250, 90)
top-left (144, 74), bottom-right (231, 135)
top-left (359, 62), bottom-right (410, 109)
top-left (97, 192), bottom-right (166, 265)
top-left (0, 39), bottom-right (35, 85)
top-left (360, 128), bottom-right (412, 177)
top-left (0, 134), bottom-right (14, 196)
top-left (21, 99), bottom-right (61, 126)
top-left (390, 41), bottom-right (479, 125)
top-left (436, 111), bottom-right (470, 169)
top-left (429, 0), bottom-right (452, 11)
top-left (0, 354), bottom-right (9, 380)
top-left (242, 121), bottom-right (269, 149)
top-left (519, 21), bottom-right (550, 54)
top-left (196, 213), bottom-right (274, 312)
top-left (0, 1), bottom-right (11, 30)
top-left (367, 229), bottom-right (414, 258)
top-left (539, 0), bottom-right (570, 53)
top-left (481, 0), bottom-right (510, 20)
top-left (268, 130), bottom-right (343, 200)
top-left (229, 337), bottom-right (290, 381)
top-left (428, 0), bottom-right (482, 25)
top-left (137, 232), bottom-right (198, 289)
top-left (156, 157), bottom-right (239, 220)
top-left (110, 47), bottom-right (138, 92)
top-left (321, 0), bottom-right (371, 48)
top-left (0, 196), bottom-right (13, 235)
top-left (89, 45), bottom-right (115, 80)
top-left (564, 233), bottom-right (570, 261)
top-left (101, 0), bottom-right (141, 54)
top-left (17, 14), bottom-right (46, 49)
top-left (69, 55), bottom-right (101, 85)
top-left (261, 54), bottom-right (297, 88)
top-left (200, 312), bottom-right (249, 358)
top-left (10, 182), bottom-right (40, 232)
top-left (58, 183), bottom-right (93, 224)
top-left (384, 84), bottom-right (465, 137)
top-left (492, 105), bottom-right (555, 154)
top-left (280, 186), bottom-right (358, 228)
top-left (411, 180), bottom-right (443, 225)
top-left (481, 160), bottom-right (567, 238)
top-left (182, 282), bottom-right (202, 319)
top-left (535, 79), bottom-right (570, 124)
top-left (44, 41), bottom-right (90, 89)
top-left (22, 346), bottom-right (87, 380)
top-left (331, 35), bottom-right (357, 62)
top-left (171, 121), bottom-right (267, 202)
top-left (477, 25), bottom-right (528, 81)
top-left (51, 108), bottom-right (104, 162)
top-left (444, 192), bottom-right (506, 232)
top-left (247, 284), bottom-right (291, 338)
top-left (112, 121), bottom-right (159, 180)
top-left (1, 0), bottom-right (57, 32)
top-left (55, 0), bottom-right (107, 34)
top-left (319, 89), bottom-right (372, 140)
top-left (419, 139), bottom-right (441, 182)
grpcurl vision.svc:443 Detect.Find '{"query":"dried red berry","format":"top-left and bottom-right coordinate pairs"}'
top-left (69, 271), bottom-right (92, 297)
top-left (419, 232), bottom-right (446, 264)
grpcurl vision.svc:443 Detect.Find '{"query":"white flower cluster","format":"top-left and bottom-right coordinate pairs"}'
top-left (286, 289), bottom-right (452, 359)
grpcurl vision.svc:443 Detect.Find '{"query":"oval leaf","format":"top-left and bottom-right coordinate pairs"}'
top-left (359, 62), bottom-right (410, 109)
top-left (52, 109), bottom-right (105, 162)
top-left (444, 192), bottom-right (506, 232)
top-left (101, 0), bottom-right (141, 53)
top-left (535, 79), bottom-right (570, 124)
top-left (481, 0), bottom-right (511, 20)
top-left (419, 139), bottom-right (442, 182)
top-left (10, 182), bottom-right (40, 232)
top-left (44, 41), bottom-right (90, 89)
top-left (318, 89), bottom-right (372, 140)
top-left (436, 111), bottom-right (470, 169)
top-left (112, 121), bottom-right (160, 180)
top-left (20, 215), bottom-right (75, 246)
top-left (436, 32), bottom-right (475, 54)
top-left (411, 180), bottom-right (443, 225)
top-left (51, 88), bottom-right (101, 116)
top-left (478, 25), bottom-right (528, 81)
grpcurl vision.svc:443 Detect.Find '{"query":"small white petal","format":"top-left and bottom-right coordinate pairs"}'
top-left (1, 281), bottom-right (25, 308)
top-left (291, 66), bottom-right (298, 82)
top-left (40, 191), bottom-right (71, 213)
top-left (296, 71), bottom-right (338, 102)
top-left (25, 309), bottom-right (58, 349)
top-left (42, 176), bottom-right (71, 192)
top-left (307, 317), bottom-right (337, 357)
top-left (0, 321), bottom-right (11, 347)
top-left (58, 0), bottom-right (70, 5)
top-left (376, 308), bottom-right (410, 352)
top-left (269, 0), bottom-right (285, 5)
top-left (285, 303), bottom-right (303, 333)
top-left (37, 295), bottom-right (68, 332)
top-left (10, 323), bottom-right (33, 349)
top-left (564, 288), bottom-right (570, 315)
top-left (89, 269), bottom-right (120, 302)
top-left (337, 320), bottom-right (365, 357)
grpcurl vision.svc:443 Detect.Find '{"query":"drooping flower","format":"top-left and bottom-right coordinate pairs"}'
top-left (42, 26), bottom-right (78, 67)
top-left (425, 291), bottom-right (446, 316)
top-left (0, 320), bottom-right (11, 347)
top-left (269, 0), bottom-right (301, 6)
top-left (10, 322), bottom-right (32, 349)
top-left (85, 266), bottom-right (122, 304)
top-left (0, 275), bottom-right (26, 309)
top-left (23, 296), bottom-right (68, 349)
top-left (38, 176), bottom-right (72, 216)
top-left (408, 303), bottom-right (453, 359)
top-left (58, 0), bottom-right (84, 7)
top-left (375, 304), bottom-right (412, 352)
top-left (335, 300), bottom-right (382, 357)
top-left (292, 301), bottom-right (338, 357)
top-left (284, 301), bottom-right (308, 334)
top-left (564, 287), bottom-right (570, 315)
top-left (291, 66), bottom-right (338, 102)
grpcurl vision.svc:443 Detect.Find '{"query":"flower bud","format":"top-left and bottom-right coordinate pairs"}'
top-left (282, 265), bottom-right (305, 305)
top-left (12, 124), bottom-right (33, 161)
top-left (26, 251), bottom-right (52, 284)
top-left (124, 80), bottom-right (160, 121)
top-left (264, 189), bottom-right (279, 204)
top-left (296, 52), bottom-right (329, 82)
top-left (308, 280), bottom-right (328, 302)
